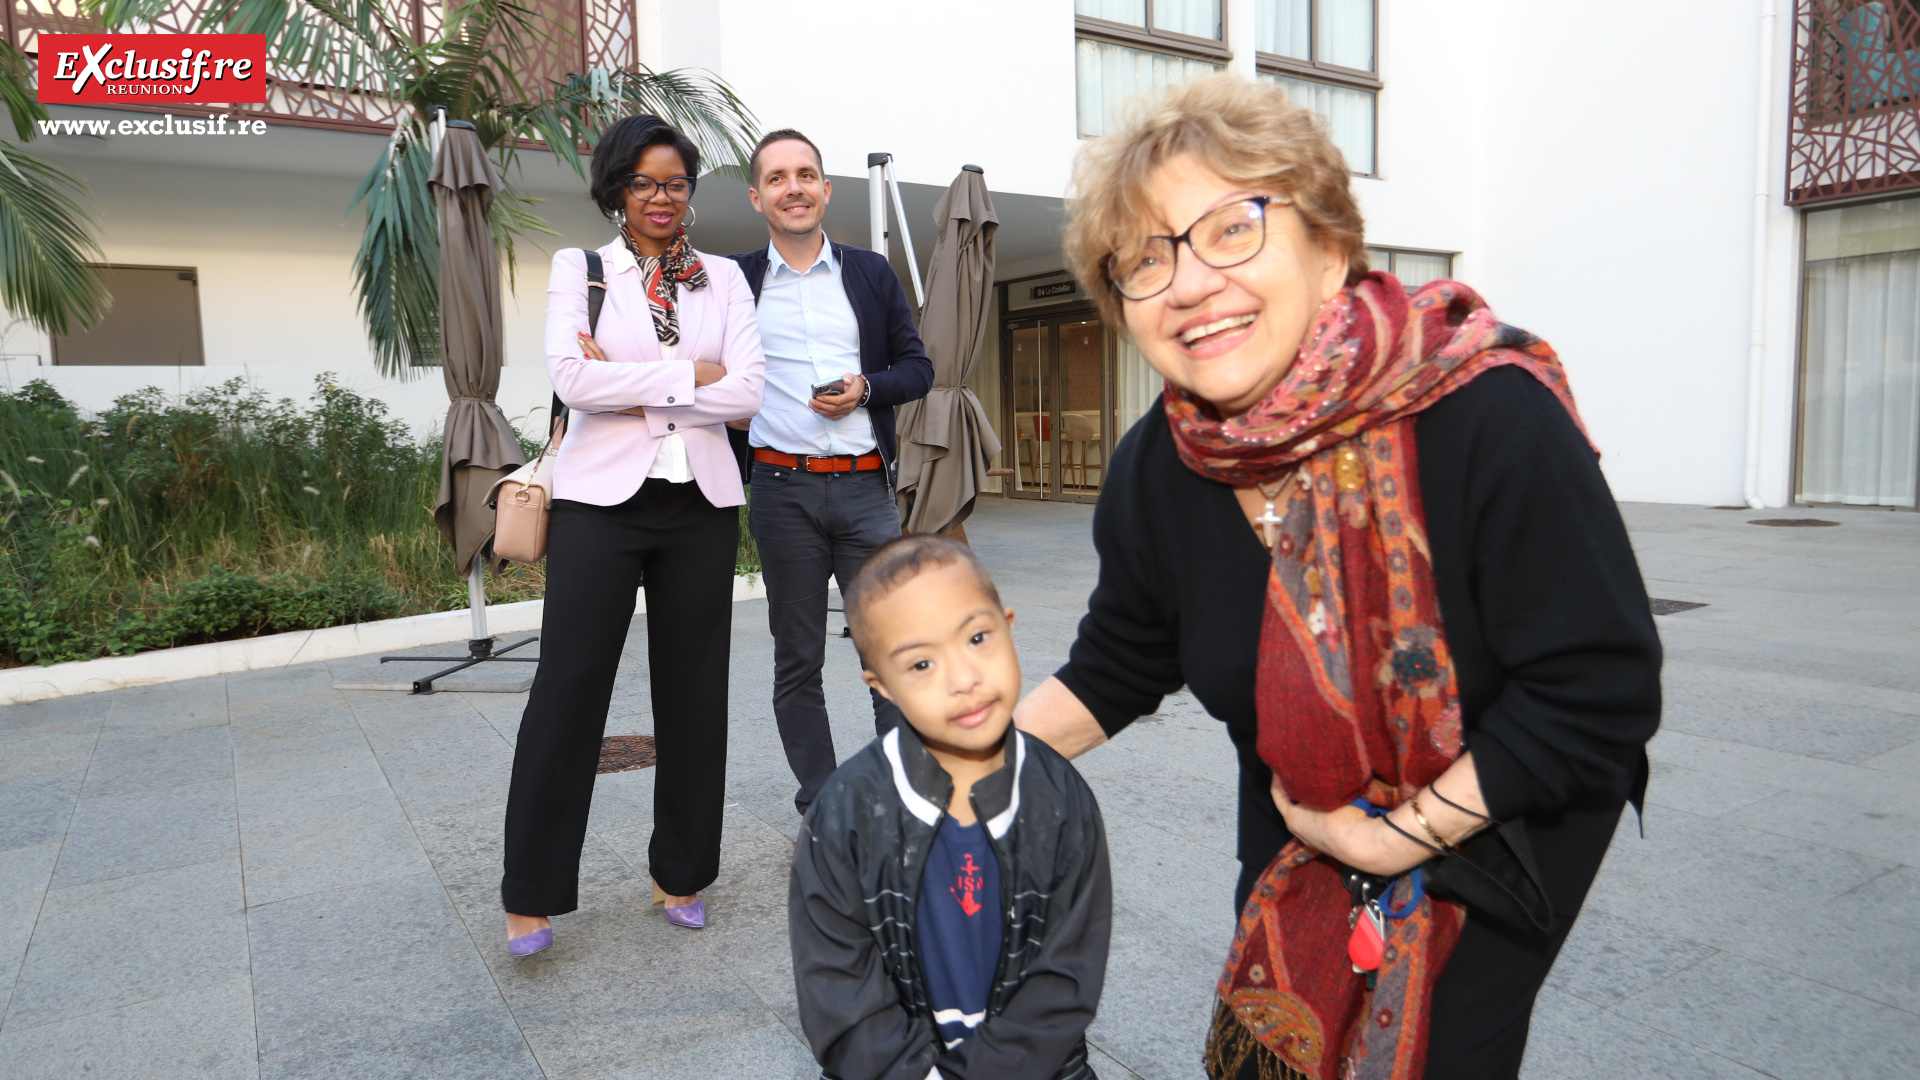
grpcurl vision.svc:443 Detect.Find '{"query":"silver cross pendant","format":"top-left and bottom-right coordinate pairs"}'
top-left (1255, 500), bottom-right (1286, 548)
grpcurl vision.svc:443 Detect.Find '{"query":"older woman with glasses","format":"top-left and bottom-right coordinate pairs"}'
top-left (500, 115), bottom-right (764, 956)
top-left (1016, 76), bottom-right (1661, 1080)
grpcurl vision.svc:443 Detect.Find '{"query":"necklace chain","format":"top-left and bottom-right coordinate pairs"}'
top-left (1252, 469), bottom-right (1296, 548)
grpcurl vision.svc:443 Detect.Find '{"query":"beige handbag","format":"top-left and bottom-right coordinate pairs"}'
top-left (488, 248), bottom-right (604, 564)
top-left (488, 417), bottom-right (564, 563)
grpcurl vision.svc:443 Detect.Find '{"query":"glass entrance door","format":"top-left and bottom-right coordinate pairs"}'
top-left (1004, 313), bottom-right (1111, 503)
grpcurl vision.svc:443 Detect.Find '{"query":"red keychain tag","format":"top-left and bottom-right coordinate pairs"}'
top-left (1347, 900), bottom-right (1386, 972)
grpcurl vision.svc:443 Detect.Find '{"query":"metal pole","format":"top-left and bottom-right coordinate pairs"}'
top-left (884, 162), bottom-right (925, 309)
top-left (867, 152), bottom-right (890, 256)
top-left (467, 558), bottom-right (489, 642)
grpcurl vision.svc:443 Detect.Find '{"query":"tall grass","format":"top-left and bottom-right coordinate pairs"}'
top-left (0, 376), bottom-right (758, 667)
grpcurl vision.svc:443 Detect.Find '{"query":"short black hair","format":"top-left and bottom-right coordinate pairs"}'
top-left (843, 534), bottom-right (1003, 659)
top-left (590, 115), bottom-right (701, 219)
top-left (749, 128), bottom-right (824, 187)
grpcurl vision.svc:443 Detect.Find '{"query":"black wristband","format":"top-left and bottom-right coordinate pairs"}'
top-left (1430, 783), bottom-right (1493, 823)
top-left (1381, 813), bottom-right (1445, 856)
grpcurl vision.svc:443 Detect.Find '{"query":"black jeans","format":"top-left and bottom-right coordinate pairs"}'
top-left (746, 461), bottom-right (906, 812)
top-left (500, 479), bottom-right (737, 915)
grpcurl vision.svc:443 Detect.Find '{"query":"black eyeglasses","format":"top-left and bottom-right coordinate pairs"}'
top-left (623, 174), bottom-right (695, 202)
top-left (1106, 195), bottom-right (1285, 301)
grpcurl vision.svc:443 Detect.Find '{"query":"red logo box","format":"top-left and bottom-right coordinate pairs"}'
top-left (39, 34), bottom-right (267, 105)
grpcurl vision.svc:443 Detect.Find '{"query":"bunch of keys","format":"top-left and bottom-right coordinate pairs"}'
top-left (1346, 875), bottom-right (1387, 988)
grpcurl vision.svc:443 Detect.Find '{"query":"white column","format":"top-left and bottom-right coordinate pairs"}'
top-left (868, 154), bottom-right (890, 257)
top-left (1227, 0), bottom-right (1258, 78)
top-left (635, 0), bottom-right (665, 71)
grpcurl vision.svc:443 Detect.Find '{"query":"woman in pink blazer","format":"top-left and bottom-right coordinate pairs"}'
top-left (502, 116), bottom-right (765, 956)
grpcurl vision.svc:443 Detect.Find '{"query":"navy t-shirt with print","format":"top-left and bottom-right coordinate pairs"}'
top-left (917, 815), bottom-right (1003, 1048)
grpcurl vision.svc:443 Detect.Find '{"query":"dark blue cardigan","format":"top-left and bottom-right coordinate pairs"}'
top-left (727, 241), bottom-right (935, 467)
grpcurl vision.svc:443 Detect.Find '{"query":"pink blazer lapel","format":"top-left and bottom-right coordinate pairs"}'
top-left (677, 255), bottom-right (718, 361)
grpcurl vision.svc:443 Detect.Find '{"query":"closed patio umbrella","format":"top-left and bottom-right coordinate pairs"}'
top-left (896, 166), bottom-right (1001, 536)
top-left (429, 118), bottom-right (524, 580)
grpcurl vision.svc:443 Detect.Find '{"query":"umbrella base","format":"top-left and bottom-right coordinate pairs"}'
top-left (333, 634), bottom-right (540, 694)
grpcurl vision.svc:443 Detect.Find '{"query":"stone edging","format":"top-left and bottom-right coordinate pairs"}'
top-left (0, 573), bottom-right (767, 705)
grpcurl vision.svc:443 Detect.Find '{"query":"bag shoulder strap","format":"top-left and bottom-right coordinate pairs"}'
top-left (584, 249), bottom-right (606, 333)
top-left (549, 248), bottom-right (605, 437)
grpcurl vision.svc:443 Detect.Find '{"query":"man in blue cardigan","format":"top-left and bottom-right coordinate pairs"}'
top-left (729, 129), bottom-right (935, 814)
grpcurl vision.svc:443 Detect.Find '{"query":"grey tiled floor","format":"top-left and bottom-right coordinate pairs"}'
top-left (1, 498), bottom-right (1916, 1079)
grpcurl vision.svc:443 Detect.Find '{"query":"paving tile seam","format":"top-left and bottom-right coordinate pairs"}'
top-left (1697, 798), bottom-right (1920, 867)
top-left (1600, 916), bottom-right (1920, 1024)
top-left (221, 675), bottom-right (267, 1080)
top-left (664, 801), bottom-right (815, 1051)
top-left (333, 684), bottom-right (548, 1078)
top-left (1084, 1036), bottom-right (1147, 1079)
top-left (0, 707), bottom-right (107, 1033)
top-left (0, 981), bottom-right (248, 1040)
top-left (1123, 818), bottom-right (1237, 861)
top-left (1551, 923), bottom-right (1725, 1016)
top-left (571, 1020), bottom-right (798, 1080)
top-left (75, 772), bottom-right (243, 803)
top-left (1555, 994), bottom-right (1794, 1080)
top-left (1617, 795), bottom-right (1910, 870)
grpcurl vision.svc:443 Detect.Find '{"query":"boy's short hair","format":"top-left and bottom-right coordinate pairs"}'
top-left (844, 535), bottom-right (1003, 658)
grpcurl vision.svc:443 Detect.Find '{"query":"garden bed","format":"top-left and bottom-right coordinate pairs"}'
top-left (0, 375), bottom-right (758, 668)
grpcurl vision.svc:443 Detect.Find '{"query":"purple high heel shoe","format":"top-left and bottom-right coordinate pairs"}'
top-left (508, 927), bottom-right (552, 957)
top-left (654, 883), bottom-right (706, 929)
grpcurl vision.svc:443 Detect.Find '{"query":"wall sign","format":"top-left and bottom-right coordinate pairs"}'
top-left (39, 35), bottom-right (268, 105)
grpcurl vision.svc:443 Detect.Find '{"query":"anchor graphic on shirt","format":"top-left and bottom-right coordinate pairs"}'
top-left (951, 853), bottom-right (985, 917)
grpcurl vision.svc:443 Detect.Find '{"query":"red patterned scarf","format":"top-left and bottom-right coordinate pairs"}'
top-left (620, 224), bottom-right (708, 346)
top-left (1168, 273), bottom-right (1589, 1080)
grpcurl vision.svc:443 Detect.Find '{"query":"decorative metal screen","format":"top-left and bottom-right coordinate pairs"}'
top-left (7, 0), bottom-right (637, 133)
top-left (1789, 0), bottom-right (1920, 205)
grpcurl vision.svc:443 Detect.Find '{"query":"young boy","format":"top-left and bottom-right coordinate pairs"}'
top-left (789, 535), bottom-right (1112, 1080)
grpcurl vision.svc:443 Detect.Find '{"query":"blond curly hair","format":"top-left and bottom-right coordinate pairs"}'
top-left (1064, 74), bottom-right (1368, 328)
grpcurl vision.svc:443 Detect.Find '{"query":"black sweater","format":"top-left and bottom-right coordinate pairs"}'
top-left (1054, 366), bottom-right (1662, 916)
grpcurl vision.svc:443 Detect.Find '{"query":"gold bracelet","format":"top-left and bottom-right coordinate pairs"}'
top-left (1409, 794), bottom-right (1454, 853)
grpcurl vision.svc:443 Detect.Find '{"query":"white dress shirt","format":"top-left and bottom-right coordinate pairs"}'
top-left (644, 339), bottom-right (694, 483)
top-left (746, 238), bottom-right (875, 457)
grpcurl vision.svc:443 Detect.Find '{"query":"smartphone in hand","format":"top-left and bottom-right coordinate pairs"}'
top-left (810, 377), bottom-right (847, 399)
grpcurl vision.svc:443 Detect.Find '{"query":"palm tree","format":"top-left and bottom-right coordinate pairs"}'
top-left (98, 0), bottom-right (759, 377)
top-left (0, 43), bottom-right (108, 338)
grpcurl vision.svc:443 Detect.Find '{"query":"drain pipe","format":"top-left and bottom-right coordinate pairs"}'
top-left (1743, 0), bottom-right (1779, 510)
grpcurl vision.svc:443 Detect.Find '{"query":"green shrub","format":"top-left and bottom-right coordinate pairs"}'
top-left (0, 375), bottom-right (770, 667)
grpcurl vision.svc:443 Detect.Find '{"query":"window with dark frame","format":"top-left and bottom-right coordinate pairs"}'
top-left (1255, 0), bottom-right (1381, 175)
top-left (1076, 0), bottom-right (1228, 137)
top-left (1364, 247), bottom-right (1454, 289)
top-left (50, 265), bottom-right (205, 367)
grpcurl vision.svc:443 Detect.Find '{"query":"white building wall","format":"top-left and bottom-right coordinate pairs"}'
top-left (693, 0), bottom-right (1083, 198)
top-left (1459, 0), bottom-right (1788, 506)
top-left (0, 115), bottom-right (622, 439)
top-left (2, 3), bottom-right (1817, 507)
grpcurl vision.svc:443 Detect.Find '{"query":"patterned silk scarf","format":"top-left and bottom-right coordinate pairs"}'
top-left (1167, 273), bottom-right (1590, 1080)
top-left (620, 224), bottom-right (708, 346)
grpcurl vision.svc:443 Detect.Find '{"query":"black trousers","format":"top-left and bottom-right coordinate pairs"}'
top-left (500, 479), bottom-right (737, 915)
top-left (746, 461), bottom-right (906, 813)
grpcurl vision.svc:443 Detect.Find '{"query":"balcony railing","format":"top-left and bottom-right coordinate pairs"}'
top-left (7, 0), bottom-right (637, 134)
top-left (1789, 0), bottom-right (1920, 205)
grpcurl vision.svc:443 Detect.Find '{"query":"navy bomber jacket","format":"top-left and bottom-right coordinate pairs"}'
top-left (789, 722), bottom-right (1112, 1080)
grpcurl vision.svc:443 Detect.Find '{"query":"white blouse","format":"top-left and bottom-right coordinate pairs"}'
top-left (645, 339), bottom-right (694, 484)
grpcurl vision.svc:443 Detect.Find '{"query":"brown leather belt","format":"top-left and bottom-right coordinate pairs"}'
top-left (753, 447), bottom-right (885, 473)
